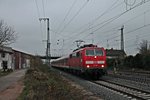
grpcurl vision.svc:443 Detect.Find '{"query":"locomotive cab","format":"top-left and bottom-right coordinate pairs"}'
top-left (81, 46), bottom-right (107, 78)
top-left (83, 48), bottom-right (106, 68)
top-left (52, 44), bottom-right (107, 79)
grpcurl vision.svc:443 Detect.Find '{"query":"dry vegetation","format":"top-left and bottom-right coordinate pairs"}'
top-left (0, 69), bottom-right (13, 77)
top-left (18, 58), bottom-right (97, 100)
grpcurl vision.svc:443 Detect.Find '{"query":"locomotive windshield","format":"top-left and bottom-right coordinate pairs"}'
top-left (86, 49), bottom-right (104, 56)
top-left (86, 50), bottom-right (94, 56)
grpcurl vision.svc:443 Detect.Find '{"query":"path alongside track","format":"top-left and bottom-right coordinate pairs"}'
top-left (0, 69), bottom-right (26, 100)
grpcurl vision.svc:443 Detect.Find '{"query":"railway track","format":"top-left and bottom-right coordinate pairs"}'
top-left (108, 70), bottom-right (150, 84)
top-left (119, 70), bottom-right (150, 75)
top-left (108, 70), bottom-right (150, 78)
top-left (93, 80), bottom-right (150, 100)
top-left (54, 67), bottom-right (150, 99)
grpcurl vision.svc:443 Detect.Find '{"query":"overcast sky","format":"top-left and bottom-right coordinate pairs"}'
top-left (0, 0), bottom-right (150, 56)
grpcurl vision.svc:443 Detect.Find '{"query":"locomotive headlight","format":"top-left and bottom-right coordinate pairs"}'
top-left (87, 65), bottom-right (90, 68)
top-left (101, 65), bottom-right (104, 68)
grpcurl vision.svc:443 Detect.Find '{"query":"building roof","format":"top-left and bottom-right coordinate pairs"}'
top-left (0, 46), bottom-right (13, 53)
top-left (106, 49), bottom-right (126, 58)
top-left (13, 49), bottom-right (34, 57)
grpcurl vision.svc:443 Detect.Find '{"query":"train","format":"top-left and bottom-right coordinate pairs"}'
top-left (51, 44), bottom-right (107, 79)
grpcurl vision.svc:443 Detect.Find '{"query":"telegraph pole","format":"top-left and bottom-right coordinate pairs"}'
top-left (39, 18), bottom-right (51, 66)
top-left (120, 25), bottom-right (124, 51)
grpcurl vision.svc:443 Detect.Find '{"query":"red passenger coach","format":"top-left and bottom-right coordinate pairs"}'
top-left (51, 44), bottom-right (107, 79)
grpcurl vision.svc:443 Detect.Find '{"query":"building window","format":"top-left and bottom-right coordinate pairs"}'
top-left (3, 61), bottom-right (8, 71)
top-left (1, 53), bottom-right (5, 58)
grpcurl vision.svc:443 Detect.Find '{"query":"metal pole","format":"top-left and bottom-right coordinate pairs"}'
top-left (39, 18), bottom-right (51, 66)
top-left (47, 18), bottom-right (51, 66)
top-left (121, 25), bottom-right (124, 51)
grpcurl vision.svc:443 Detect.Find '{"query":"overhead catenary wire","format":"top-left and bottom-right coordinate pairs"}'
top-left (101, 8), bottom-right (150, 44)
top-left (50, 0), bottom-right (150, 55)
top-left (34, 0), bottom-right (48, 47)
top-left (57, 0), bottom-right (89, 38)
top-left (34, 0), bottom-right (41, 17)
top-left (80, 0), bottom-right (123, 32)
top-left (90, 0), bottom-right (121, 26)
top-left (42, 0), bottom-right (46, 17)
top-left (60, 0), bottom-right (124, 42)
top-left (101, 23), bottom-right (150, 47)
top-left (105, 23), bottom-right (150, 50)
top-left (91, 0), bottom-right (150, 33)
top-left (110, 23), bottom-right (150, 41)
top-left (126, 32), bottom-right (150, 45)
top-left (62, 0), bottom-right (149, 45)
top-left (88, 0), bottom-right (150, 33)
top-left (56, 1), bottom-right (125, 50)
top-left (125, 35), bottom-right (150, 50)
top-left (34, 0), bottom-right (43, 36)
top-left (56, 0), bottom-right (77, 33)
top-left (106, 32), bottom-right (150, 51)
top-left (79, 0), bottom-right (150, 45)
top-left (74, 10), bottom-right (131, 43)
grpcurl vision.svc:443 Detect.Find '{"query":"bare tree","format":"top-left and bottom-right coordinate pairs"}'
top-left (0, 20), bottom-right (17, 46)
top-left (138, 40), bottom-right (150, 55)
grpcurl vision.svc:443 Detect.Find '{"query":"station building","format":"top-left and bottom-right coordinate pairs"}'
top-left (0, 46), bottom-right (32, 71)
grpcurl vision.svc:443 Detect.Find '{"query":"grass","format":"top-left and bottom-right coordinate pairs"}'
top-left (18, 60), bottom-right (87, 100)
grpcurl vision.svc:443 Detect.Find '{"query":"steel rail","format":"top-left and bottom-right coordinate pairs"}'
top-left (93, 80), bottom-right (150, 100)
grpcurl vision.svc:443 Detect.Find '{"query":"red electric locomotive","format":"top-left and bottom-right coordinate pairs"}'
top-left (51, 44), bottom-right (107, 79)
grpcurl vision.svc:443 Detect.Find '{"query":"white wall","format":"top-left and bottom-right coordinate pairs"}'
top-left (0, 53), bottom-right (13, 69)
top-left (26, 59), bottom-right (30, 68)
